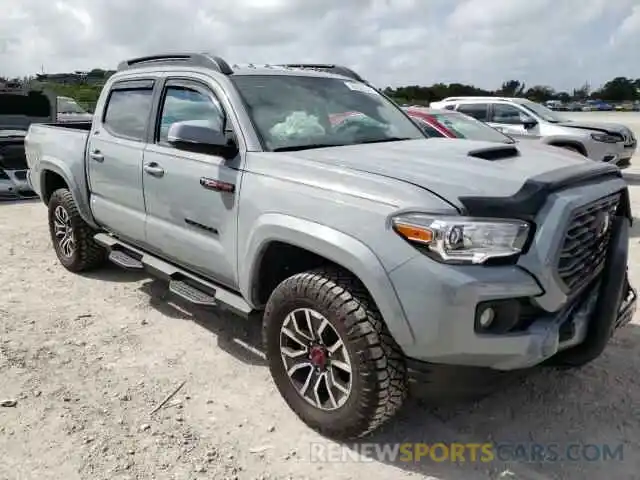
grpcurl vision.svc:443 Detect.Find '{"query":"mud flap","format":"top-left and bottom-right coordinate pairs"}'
top-left (552, 215), bottom-right (634, 366)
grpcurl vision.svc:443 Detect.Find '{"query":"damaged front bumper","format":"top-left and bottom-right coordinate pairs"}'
top-left (0, 168), bottom-right (37, 199)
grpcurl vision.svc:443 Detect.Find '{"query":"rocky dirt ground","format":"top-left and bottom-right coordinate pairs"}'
top-left (2, 114), bottom-right (640, 480)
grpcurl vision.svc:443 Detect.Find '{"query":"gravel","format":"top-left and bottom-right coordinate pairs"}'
top-left (2, 114), bottom-right (640, 479)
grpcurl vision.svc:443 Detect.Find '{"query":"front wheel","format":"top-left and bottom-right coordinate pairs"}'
top-left (48, 188), bottom-right (106, 272)
top-left (263, 267), bottom-right (408, 439)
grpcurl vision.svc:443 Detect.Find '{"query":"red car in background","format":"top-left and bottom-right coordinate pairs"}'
top-left (403, 107), bottom-right (516, 144)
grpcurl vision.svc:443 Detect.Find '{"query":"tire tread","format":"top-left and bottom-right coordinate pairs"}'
top-left (49, 188), bottom-right (105, 272)
top-left (263, 266), bottom-right (408, 439)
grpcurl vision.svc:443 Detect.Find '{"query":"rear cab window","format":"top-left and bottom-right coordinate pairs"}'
top-left (455, 103), bottom-right (489, 121)
top-left (102, 80), bottom-right (155, 141)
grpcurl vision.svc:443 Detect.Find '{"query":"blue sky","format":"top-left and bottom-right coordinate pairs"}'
top-left (1, 0), bottom-right (639, 91)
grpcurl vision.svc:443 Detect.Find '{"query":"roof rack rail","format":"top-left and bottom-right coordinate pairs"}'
top-left (117, 52), bottom-right (234, 75)
top-left (442, 96), bottom-right (512, 102)
top-left (276, 64), bottom-right (367, 83)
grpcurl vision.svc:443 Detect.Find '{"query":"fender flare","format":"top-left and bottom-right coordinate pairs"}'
top-left (240, 213), bottom-right (416, 347)
top-left (39, 159), bottom-right (97, 227)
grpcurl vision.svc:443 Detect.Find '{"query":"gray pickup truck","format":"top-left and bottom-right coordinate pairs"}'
top-left (24, 53), bottom-right (637, 439)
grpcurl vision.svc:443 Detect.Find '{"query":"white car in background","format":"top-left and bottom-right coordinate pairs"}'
top-left (430, 96), bottom-right (637, 168)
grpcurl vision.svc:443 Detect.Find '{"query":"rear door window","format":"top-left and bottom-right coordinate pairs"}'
top-left (455, 103), bottom-right (489, 121)
top-left (103, 84), bottom-right (154, 141)
top-left (490, 104), bottom-right (527, 124)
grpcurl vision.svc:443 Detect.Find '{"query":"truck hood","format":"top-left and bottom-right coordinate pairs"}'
top-left (0, 88), bottom-right (57, 132)
top-left (284, 138), bottom-right (619, 212)
top-left (556, 119), bottom-right (632, 137)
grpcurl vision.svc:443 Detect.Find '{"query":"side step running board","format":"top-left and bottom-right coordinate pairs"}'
top-left (94, 233), bottom-right (253, 318)
top-left (108, 250), bottom-right (144, 270)
top-left (169, 280), bottom-right (216, 307)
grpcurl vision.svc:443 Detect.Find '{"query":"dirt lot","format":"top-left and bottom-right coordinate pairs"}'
top-left (2, 112), bottom-right (640, 480)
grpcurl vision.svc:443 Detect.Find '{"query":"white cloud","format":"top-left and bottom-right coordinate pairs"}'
top-left (0, 0), bottom-right (639, 91)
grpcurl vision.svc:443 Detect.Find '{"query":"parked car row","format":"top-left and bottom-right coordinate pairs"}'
top-left (23, 53), bottom-right (637, 439)
top-left (545, 99), bottom-right (640, 112)
top-left (428, 96), bottom-right (636, 168)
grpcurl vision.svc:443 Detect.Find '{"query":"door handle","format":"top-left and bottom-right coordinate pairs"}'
top-left (89, 150), bottom-right (104, 162)
top-left (143, 162), bottom-right (165, 177)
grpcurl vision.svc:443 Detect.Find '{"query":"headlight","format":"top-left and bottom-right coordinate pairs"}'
top-left (591, 132), bottom-right (622, 143)
top-left (391, 214), bottom-right (531, 264)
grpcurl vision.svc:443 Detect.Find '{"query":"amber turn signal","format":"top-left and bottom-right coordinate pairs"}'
top-left (393, 222), bottom-right (434, 245)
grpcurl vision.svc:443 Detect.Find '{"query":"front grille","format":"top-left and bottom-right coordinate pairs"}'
top-left (557, 192), bottom-right (621, 294)
top-left (623, 131), bottom-right (636, 147)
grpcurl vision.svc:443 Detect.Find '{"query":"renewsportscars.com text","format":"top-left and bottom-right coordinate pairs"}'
top-left (309, 442), bottom-right (624, 463)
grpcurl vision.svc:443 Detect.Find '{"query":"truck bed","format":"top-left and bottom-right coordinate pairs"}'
top-left (35, 121), bottom-right (93, 131)
top-left (25, 123), bottom-right (91, 204)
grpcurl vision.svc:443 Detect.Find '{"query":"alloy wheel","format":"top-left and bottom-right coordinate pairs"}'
top-left (53, 205), bottom-right (75, 258)
top-left (279, 308), bottom-right (353, 411)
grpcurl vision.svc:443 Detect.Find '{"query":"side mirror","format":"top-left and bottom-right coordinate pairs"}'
top-left (521, 117), bottom-right (537, 129)
top-left (167, 120), bottom-right (238, 158)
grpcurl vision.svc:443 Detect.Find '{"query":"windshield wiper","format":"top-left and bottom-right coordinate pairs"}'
top-left (273, 143), bottom-right (346, 152)
top-left (272, 137), bottom-right (414, 152)
top-left (358, 137), bottom-right (414, 144)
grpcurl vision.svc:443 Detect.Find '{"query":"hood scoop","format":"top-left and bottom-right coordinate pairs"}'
top-left (467, 145), bottom-right (520, 161)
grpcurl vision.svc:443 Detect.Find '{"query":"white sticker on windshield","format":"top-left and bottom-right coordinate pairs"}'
top-left (344, 81), bottom-right (378, 95)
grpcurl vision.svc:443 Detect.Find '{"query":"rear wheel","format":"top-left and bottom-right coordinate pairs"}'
top-left (48, 188), bottom-right (106, 272)
top-left (263, 267), bottom-right (408, 439)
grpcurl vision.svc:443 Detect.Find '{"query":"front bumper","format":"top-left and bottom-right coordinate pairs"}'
top-left (389, 205), bottom-right (635, 372)
top-left (617, 136), bottom-right (637, 166)
top-left (404, 279), bottom-right (636, 385)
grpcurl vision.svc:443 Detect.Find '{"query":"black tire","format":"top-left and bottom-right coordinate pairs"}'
top-left (263, 266), bottom-right (408, 439)
top-left (48, 188), bottom-right (106, 272)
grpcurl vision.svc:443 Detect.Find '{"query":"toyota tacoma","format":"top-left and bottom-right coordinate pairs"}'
top-left (24, 53), bottom-right (637, 439)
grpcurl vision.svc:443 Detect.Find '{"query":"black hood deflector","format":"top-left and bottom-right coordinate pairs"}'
top-left (459, 162), bottom-right (625, 220)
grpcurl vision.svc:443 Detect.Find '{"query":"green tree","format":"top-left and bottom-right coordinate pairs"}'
top-left (524, 85), bottom-right (556, 102)
top-left (498, 80), bottom-right (526, 96)
top-left (595, 77), bottom-right (638, 102)
top-left (572, 82), bottom-right (590, 100)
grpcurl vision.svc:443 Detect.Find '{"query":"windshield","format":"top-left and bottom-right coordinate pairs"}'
top-left (517, 99), bottom-right (566, 123)
top-left (58, 98), bottom-right (88, 114)
top-left (429, 111), bottom-right (514, 143)
top-left (231, 75), bottom-right (425, 151)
